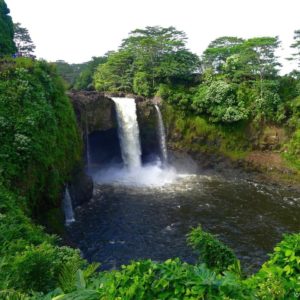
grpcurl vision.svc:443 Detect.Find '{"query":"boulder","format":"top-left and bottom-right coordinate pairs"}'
top-left (69, 169), bottom-right (93, 207)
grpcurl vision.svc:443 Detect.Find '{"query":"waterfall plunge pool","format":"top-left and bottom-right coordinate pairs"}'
top-left (66, 170), bottom-right (300, 273)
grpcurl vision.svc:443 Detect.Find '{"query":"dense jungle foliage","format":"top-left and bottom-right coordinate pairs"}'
top-left (0, 0), bottom-right (299, 298)
top-left (0, 57), bottom-right (84, 297)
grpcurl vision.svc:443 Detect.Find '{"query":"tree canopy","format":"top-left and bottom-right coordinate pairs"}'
top-left (202, 36), bottom-right (245, 72)
top-left (13, 22), bottom-right (36, 57)
top-left (0, 0), bottom-right (16, 56)
top-left (203, 36), bottom-right (281, 81)
top-left (289, 29), bottom-right (300, 68)
top-left (94, 26), bottom-right (200, 97)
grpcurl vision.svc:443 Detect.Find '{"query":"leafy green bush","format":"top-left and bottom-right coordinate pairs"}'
top-left (187, 225), bottom-right (238, 273)
top-left (0, 174), bottom-right (84, 294)
top-left (11, 244), bottom-right (83, 293)
top-left (284, 128), bottom-right (300, 169)
top-left (133, 71), bottom-right (152, 97)
top-left (43, 230), bottom-right (300, 300)
top-left (0, 186), bottom-right (54, 256)
top-left (50, 259), bottom-right (251, 300)
top-left (247, 233), bottom-right (300, 299)
top-left (0, 289), bottom-right (29, 300)
top-left (157, 83), bottom-right (194, 111)
top-left (192, 80), bottom-right (248, 123)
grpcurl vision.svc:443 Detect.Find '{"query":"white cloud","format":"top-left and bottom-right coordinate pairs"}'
top-left (5, 0), bottom-right (300, 73)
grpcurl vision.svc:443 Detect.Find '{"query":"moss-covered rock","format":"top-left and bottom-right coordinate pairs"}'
top-left (162, 102), bottom-right (300, 186)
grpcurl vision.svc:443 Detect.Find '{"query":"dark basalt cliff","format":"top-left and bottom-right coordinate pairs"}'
top-left (69, 91), bottom-right (160, 163)
top-left (69, 91), bottom-right (117, 134)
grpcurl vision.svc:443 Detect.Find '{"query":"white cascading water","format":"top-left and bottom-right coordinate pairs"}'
top-left (112, 97), bottom-right (142, 170)
top-left (94, 97), bottom-right (176, 186)
top-left (63, 187), bottom-right (75, 225)
top-left (154, 104), bottom-right (168, 165)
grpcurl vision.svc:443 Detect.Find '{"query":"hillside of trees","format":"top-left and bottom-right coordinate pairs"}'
top-left (0, 0), bottom-right (299, 298)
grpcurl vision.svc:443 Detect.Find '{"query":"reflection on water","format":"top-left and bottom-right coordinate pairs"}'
top-left (67, 172), bottom-right (300, 273)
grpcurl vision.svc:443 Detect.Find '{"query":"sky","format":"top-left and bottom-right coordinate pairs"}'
top-left (5, 0), bottom-right (300, 73)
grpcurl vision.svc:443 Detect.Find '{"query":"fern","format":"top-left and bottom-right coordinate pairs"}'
top-left (58, 262), bottom-right (80, 293)
top-left (0, 289), bottom-right (29, 300)
top-left (52, 289), bottom-right (100, 300)
top-left (83, 262), bottom-right (100, 280)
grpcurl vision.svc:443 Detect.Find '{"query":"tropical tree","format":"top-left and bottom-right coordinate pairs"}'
top-left (13, 22), bottom-right (36, 57)
top-left (289, 29), bottom-right (300, 68)
top-left (242, 37), bottom-right (281, 112)
top-left (0, 0), bottom-right (16, 56)
top-left (121, 26), bottom-right (199, 89)
top-left (202, 36), bottom-right (244, 72)
top-left (94, 50), bottom-right (134, 92)
top-left (94, 26), bottom-right (200, 96)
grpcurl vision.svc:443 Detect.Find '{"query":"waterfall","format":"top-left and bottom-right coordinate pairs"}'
top-left (154, 104), bottom-right (168, 165)
top-left (112, 97), bottom-right (142, 170)
top-left (63, 187), bottom-right (75, 225)
top-left (85, 113), bottom-right (91, 170)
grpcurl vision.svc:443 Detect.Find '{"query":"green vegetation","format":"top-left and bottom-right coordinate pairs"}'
top-left (0, 0), bottom-right (16, 56)
top-left (73, 56), bottom-right (107, 90)
top-left (94, 26), bottom-right (200, 96)
top-left (162, 103), bottom-right (249, 160)
top-left (246, 233), bottom-right (300, 299)
top-left (53, 56), bottom-right (107, 90)
top-left (0, 58), bottom-right (82, 209)
top-left (21, 227), bottom-right (298, 300)
top-left (0, 57), bottom-right (84, 295)
top-left (187, 226), bottom-right (237, 273)
top-left (289, 30), bottom-right (300, 68)
top-left (13, 22), bottom-right (36, 57)
top-left (53, 60), bottom-right (87, 89)
top-left (0, 0), bottom-right (299, 296)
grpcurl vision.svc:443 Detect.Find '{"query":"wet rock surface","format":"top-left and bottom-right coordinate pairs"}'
top-left (69, 169), bottom-right (94, 207)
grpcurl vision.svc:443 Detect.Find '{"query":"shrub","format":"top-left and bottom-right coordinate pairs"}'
top-left (133, 71), bottom-right (152, 97)
top-left (187, 225), bottom-right (238, 273)
top-left (247, 233), bottom-right (300, 299)
top-left (192, 81), bottom-right (248, 123)
top-left (11, 243), bottom-right (83, 293)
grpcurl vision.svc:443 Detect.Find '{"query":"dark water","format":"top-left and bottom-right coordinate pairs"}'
top-left (66, 173), bottom-right (300, 273)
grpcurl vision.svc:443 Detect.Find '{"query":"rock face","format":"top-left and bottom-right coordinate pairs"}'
top-left (256, 126), bottom-right (287, 151)
top-left (69, 91), bottom-right (117, 135)
top-left (69, 91), bottom-right (160, 163)
top-left (69, 169), bottom-right (94, 207)
top-left (136, 100), bottom-right (161, 161)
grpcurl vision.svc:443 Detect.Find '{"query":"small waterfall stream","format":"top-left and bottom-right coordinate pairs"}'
top-left (154, 104), bottom-right (168, 165)
top-left (112, 98), bottom-right (142, 170)
top-left (63, 187), bottom-right (75, 225)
